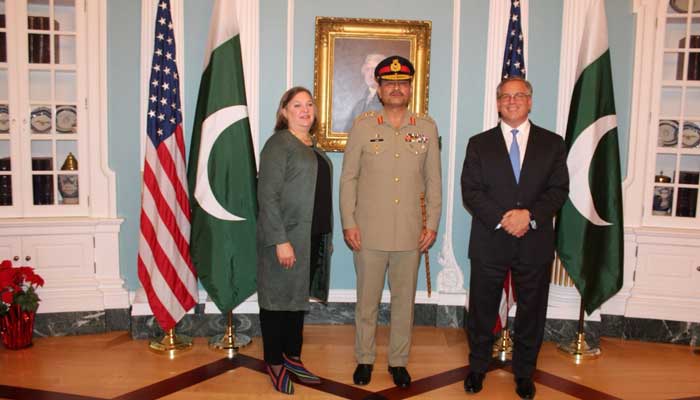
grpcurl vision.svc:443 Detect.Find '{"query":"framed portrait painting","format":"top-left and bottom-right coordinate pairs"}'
top-left (313, 17), bottom-right (432, 152)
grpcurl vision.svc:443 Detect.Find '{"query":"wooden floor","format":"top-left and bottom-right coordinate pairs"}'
top-left (0, 325), bottom-right (699, 399)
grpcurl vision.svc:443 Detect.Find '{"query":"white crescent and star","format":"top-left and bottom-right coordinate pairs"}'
top-left (193, 105), bottom-right (248, 221)
top-left (567, 114), bottom-right (617, 227)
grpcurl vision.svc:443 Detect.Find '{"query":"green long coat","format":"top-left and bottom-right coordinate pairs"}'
top-left (256, 130), bottom-right (332, 311)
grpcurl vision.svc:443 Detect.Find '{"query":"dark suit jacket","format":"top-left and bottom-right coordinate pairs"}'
top-left (460, 122), bottom-right (569, 266)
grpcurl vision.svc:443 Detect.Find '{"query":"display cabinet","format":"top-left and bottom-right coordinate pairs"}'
top-left (621, 0), bottom-right (700, 323)
top-left (0, 0), bottom-right (127, 313)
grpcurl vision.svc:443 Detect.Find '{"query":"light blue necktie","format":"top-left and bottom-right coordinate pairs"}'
top-left (509, 128), bottom-right (520, 183)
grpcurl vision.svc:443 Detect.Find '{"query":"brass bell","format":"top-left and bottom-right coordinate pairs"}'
top-left (61, 152), bottom-right (78, 171)
top-left (654, 170), bottom-right (671, 183)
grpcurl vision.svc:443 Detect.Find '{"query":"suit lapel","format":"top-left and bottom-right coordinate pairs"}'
top-left (519, 123), bottom-right (540, 187)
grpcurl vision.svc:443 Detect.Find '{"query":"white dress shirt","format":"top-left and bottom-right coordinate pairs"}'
top-left (500, 119), bottom-right (530, 166)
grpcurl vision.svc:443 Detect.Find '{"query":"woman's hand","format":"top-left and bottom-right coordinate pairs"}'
top-left (276, 242), bottom-right (296, 269)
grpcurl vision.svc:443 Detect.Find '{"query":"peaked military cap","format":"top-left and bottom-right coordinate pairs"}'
top-left (374, 55), bottom-right (414, 81)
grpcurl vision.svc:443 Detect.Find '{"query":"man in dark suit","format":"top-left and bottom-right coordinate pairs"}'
top-left (460, 77), bottom-right (569, 399)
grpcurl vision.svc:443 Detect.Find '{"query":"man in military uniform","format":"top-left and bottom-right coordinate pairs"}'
top-left (340, 55), bottom-right (442, 388)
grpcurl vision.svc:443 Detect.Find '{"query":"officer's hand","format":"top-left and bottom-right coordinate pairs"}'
top-left (276, 242), bottom-right (296, 269)
top-left (419, 229), bottom-right (437, 252)
top-left (343, 228), bottom-right (361, 251)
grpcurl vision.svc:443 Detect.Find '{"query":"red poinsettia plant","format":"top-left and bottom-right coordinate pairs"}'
top-left (0, 260), bottom-right (44, 316)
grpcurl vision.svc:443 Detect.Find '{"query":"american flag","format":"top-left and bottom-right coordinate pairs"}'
top-left (502, 0), bottom-right (526, 79)
top-left (494, 0), bottom-right (526, 334)
top-left (137, 0), bottom-right (198, 331)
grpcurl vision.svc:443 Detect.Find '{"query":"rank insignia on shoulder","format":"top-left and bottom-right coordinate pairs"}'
top-left (405, 132), bottom-right (428, 143)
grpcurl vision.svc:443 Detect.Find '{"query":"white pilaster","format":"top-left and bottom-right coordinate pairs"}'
top-left (437, 0), bottom-right (466, 296)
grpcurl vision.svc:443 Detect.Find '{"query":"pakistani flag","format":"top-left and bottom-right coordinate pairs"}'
top-left (187, 0), bottom-right (257, 313)
top-left (555, 0), bottom-right (623, 315)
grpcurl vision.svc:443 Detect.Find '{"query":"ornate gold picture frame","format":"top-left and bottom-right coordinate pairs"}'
top-left (313, 17), bottom-right (432, 152)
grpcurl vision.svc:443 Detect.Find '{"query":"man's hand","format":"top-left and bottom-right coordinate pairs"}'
top-left (418, 229), bottom-right (437, 252)
top-left (276, 242), bottom-right (296, 269)
top-left (500, 209), bottom-right (530, 238)
top-left (343, 227), bottom-right (362, 251)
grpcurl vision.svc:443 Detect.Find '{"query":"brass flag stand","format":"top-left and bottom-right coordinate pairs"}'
top-left (149, 329), bottom-right (193, 357)
top-left (557, 301), bottom-right (600, 363)
top-left (492, 320), bottom-right (513, 361)
top-left (209, 310), bottom-right (251, 358)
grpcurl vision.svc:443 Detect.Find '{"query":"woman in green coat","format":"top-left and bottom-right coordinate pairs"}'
top-left (257, 87), bottom-right (332, 395)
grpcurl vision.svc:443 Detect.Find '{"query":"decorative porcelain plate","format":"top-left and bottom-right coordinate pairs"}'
top-left (30, 106), bottom-right (52, 133)
top-left (56, 105), bottom-right (77, 133)
top-left (670, 0), bottom-right (700, 12)
top-left (0, 105), bottom-right (9, 133)
top-left (682, 122), bottom-right (700, 148)
top-left (658, 120), bottom-right (678, 147)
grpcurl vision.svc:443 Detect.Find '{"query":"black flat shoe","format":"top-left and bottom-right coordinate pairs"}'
top-left (463, 371), bottom-right (485, 393)
top-left (353, 364), bottom-right (373, 385)
top-left (515, 377), bottom-right (536, 399)
top-left (388, 366), bottom-right (411, 388)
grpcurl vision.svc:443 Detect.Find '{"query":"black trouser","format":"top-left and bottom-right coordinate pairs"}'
top-left (259, 308), bottom-right (305, 365)
top-left (467, 259), bottom-right (552, 378)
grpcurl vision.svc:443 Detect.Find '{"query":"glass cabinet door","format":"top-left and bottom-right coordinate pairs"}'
top-left (649, 0), bottom-right (700, 226)
top-left (0, 0), bottom-right (84, 217)
top-left (0, 0), bottom-right (19, 214)
top-left (25, 0), bottom-right (80, 210)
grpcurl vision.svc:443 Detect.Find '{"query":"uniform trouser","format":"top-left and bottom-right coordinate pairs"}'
top-left (354, 248), bottom-right (420, 367)
top-left (467, 258), bottom-right (552, 378)
top-left (259, 308), bottom-right (305, 365)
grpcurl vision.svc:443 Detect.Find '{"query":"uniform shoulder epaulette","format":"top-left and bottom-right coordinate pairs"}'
top-left (414, 112), bottom-right (435, 124)
top-left (356, 111), bottom-right (378, 121)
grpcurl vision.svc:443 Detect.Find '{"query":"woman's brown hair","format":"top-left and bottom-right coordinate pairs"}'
top-left (274, 86), bottom-right (318, 132)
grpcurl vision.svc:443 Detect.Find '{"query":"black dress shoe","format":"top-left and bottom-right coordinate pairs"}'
top-left (387, 366), bottom-right (411, 388)
top-left (515, 377), bottom-right (536, 399)
top-left (353, 364), bottom-right (373, 385)
top-left (463, 371), bottom-right (485, 393)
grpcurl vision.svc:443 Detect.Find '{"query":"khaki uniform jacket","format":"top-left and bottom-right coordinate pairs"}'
top-left (340, 110), bottom-right (442, 251)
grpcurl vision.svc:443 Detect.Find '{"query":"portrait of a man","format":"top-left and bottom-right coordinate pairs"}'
top-left (331, 38), bottom-right (410, 133)
top-left (313, 17), bottom-right (431, 151)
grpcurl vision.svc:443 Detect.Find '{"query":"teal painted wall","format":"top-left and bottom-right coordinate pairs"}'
top-left (607, 0), bottom-right (635, 178)
top-left (528, 0), bottom-right (563, 130)
top-left (108, 0), bottom-right (636, 291)
top-left (108, 0), bottom-right (141, 291)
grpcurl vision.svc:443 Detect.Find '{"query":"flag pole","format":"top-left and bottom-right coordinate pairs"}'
top-left (557, 300), bottom-right (600, 362)
top-left (420, 193), bottom-right (432, 297)
top-left (149, 329), bottom-right (193, 356)
top-left (492, 317), bottom-right (513, 361)
top-left (209, 310), bottom-right (251, 358)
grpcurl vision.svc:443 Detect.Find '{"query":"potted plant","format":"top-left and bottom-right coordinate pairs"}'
top-left (0, 259), bottom-right (44, 349)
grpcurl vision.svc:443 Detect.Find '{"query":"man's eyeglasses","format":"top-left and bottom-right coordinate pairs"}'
top-left (498, 92), bottom-right (531, 102)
